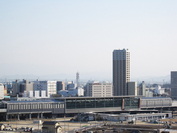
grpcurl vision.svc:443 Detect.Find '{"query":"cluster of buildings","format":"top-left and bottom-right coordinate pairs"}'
top-left (0, 49), bottom-right (175, 100)
top-left (1, 79), bottom-right (84, 99)
top-left (0, 48), bottom-right (177, 122)
top-left (0, 49), bottom-right (177, 100)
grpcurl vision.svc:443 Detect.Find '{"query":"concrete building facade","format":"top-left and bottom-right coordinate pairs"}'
top-left (127, 82), bottom-right (137, 96)
top-left (113, 49), bottom-right (130, 96)
top-left (56, 81), bottom-right (65, 93)
top-left (86, 82), bottom-right (112, 97)
top-left (20, 79), bottom-right (33, 93)
top-left (33, 80), bottom-right (57, 97)
top-left (138, 81), bottom-right (146, 96)
top-left (0, 83), bottom-right (4, 99)
top-left (12, 80), bottom-right (21, 96)
top-left (67, 81), bottom-right (76, 90)
top-left (145, 90), bottom-right (153, 97)
top-left (171, 71), bottom-right (177, 98)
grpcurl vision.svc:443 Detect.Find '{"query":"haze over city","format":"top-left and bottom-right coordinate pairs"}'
top-left (0, 1), bottom-right (177, 82)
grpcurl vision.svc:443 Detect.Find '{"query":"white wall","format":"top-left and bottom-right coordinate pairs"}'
top-left (0, 83), bottom-right (4, 99)
top-left (87, 83), bottom-right (112, 97)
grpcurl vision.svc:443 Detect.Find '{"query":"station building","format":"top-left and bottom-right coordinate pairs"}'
top-left (0, 96), bottom-right (174, 121)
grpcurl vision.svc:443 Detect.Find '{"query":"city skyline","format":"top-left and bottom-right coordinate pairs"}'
top-left (0, 1), bottom-right (177, 82)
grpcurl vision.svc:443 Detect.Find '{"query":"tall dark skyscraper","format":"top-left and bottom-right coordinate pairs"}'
top-left (113, 49), bottom-right (130, 96)
top-left (171, 71), bottom-right (177, 98)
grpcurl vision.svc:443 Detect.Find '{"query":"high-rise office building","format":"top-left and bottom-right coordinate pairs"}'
top-left (113, 49), bottom-right (130, 96)
top-left (138, 81), bottom-right (146, 96)
top-left (171, 71), bottom-right (177, 98)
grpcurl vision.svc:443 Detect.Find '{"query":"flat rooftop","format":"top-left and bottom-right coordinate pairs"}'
top-left (7, 99), bottom-right (64, 104)
top-left (55, 95), bottom-right (142, 100)
top-left (141, 97), bottom-right (171, 99)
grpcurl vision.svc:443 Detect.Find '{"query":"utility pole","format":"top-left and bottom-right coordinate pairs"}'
top-left (64, 114), bottom-right (65, 132)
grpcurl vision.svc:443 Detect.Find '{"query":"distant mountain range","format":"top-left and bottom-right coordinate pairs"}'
top-left (0, 74), bottom-right (170, 84)
top-left (0, 74), bottom-right (73, 82)
top-left (131, 75), bottom-right (170, 84)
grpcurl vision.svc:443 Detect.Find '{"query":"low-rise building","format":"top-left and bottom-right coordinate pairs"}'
top-left (145, 90), bottom-right (153, 97)
top-left (154, 85), bottom-right (165, 95)
top-left (67, 81), bottom-right (76, 90)
top-left (59, 87), bottom-right (84, 97)
top-left (86, 82), bottom-right (113, 97)
top-left (42, 121), bottom-right (62, 133)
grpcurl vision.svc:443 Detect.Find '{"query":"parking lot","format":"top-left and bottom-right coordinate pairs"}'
top-left (0, 118), bottom-right (177, 132)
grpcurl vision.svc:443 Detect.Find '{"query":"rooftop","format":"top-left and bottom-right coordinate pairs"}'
top-left (56, 96), bottom-right (142, 100)
top-left (141, 97), bottom-right (171, 99)
top-left (7, 99), bottom-right (64, 104)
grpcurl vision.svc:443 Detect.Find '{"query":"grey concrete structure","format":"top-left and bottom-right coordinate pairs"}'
top-left (113, 49), bottom-right (130, 96)
top-left (12, 79), bottom-right (34, 96)
top-left (33, 80), bottom-right (57, 97)
top-left (138, 81), bottom-right (146, 96)
top-left (20, 79), bottom-right (33, 93)
top-left (86, 82), bottom-right (112, 97)
top-left (140, 97), bottom-right (172, 108)
top-left (0, 96), bottom-right (176, 121)
top-left (0, 83), bottom-right (4, 99)
top-left (127, 82), bottom-right (137, 96)
top-left (12, 80), bottom-right (20, 96)
top-left (57, 81), bottom-right (65, 93)
top-left (171, 71), bottom-right (177, 99)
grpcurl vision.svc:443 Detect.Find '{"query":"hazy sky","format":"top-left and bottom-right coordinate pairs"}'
top-left (0, 0), bottom-right (177, 81)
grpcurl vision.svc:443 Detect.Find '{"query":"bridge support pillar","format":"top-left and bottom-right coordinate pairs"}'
top-left (41, 113), bottom-right (43, 119)
top-left (18, 114), bottom-right (20, 120)
top-left (29, 114), bottom-right (31, 120)
top-left (6, 114), bottom-right (8, 121)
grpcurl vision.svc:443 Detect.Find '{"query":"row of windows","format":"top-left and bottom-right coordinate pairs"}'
top-left (8, 103), bottom-right (64, 110)
top-left (66, 98), bottom-right (122, 109)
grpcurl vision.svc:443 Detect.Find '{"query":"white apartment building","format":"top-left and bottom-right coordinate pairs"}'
top-left (33, 80), bottom-right (57, 97)
top-left (154, 85), bottom-right (165, 95)
top-left (86, 82), bottom-right (113, 97)
top-left (0, 83), bottom-right (4, 99)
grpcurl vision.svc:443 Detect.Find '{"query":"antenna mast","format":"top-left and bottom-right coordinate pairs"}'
top-left (76, 72), bottom-right (80, 87)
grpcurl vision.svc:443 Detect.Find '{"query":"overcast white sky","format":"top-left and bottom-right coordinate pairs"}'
top-left (0, 0), bottom-right (177, 81)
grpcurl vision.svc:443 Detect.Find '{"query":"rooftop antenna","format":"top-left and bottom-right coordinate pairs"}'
top-left (76, 72), bottom-right (80, 87)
